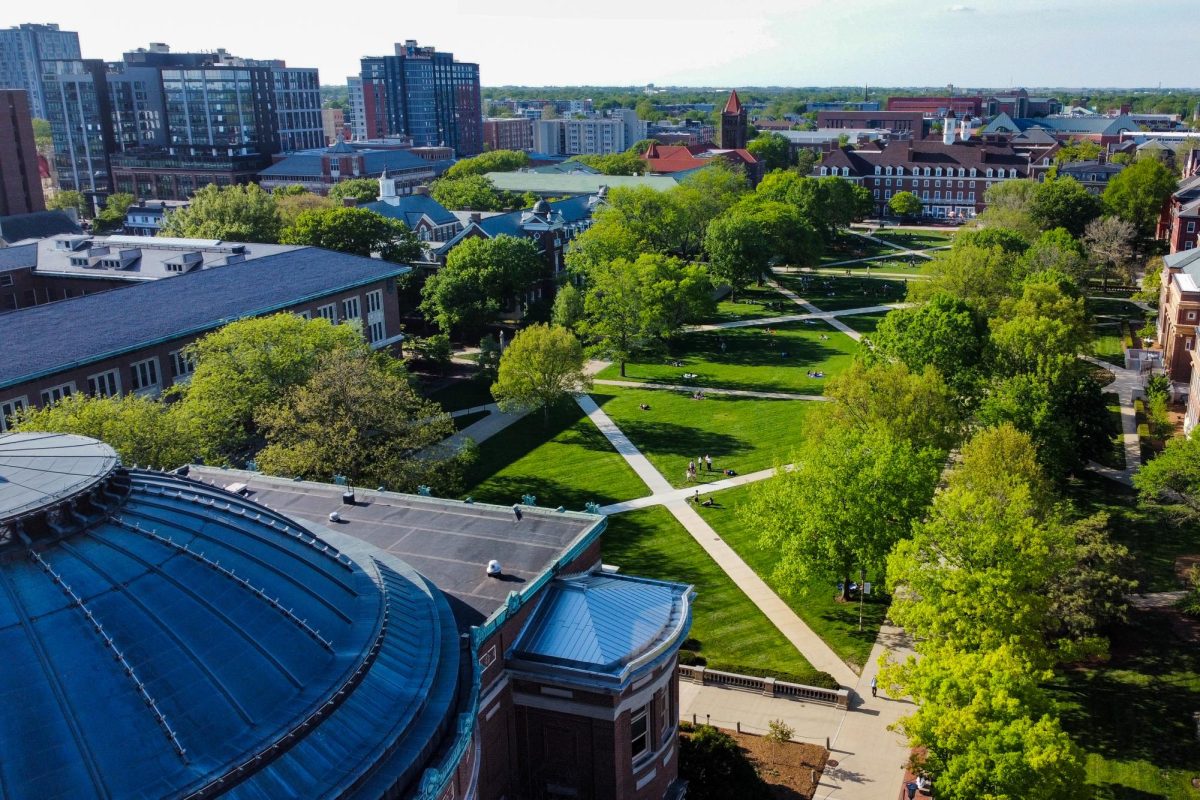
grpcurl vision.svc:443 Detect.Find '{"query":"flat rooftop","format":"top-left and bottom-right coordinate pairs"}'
top-left (190, 468), bottom-right (605, 628)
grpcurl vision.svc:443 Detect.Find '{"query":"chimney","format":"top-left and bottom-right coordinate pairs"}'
top-left (342, 197), bottom-right (358, 207)
top-left (415, 185), bottom-right (430, 196)
top-left (468, 212), bottom-right (482, 224)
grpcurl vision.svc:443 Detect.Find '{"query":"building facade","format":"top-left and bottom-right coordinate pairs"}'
top-left (1157, 248), bottom-right (1200, 396)
top-left (483, 117), bottom-right (534, 151)
top-left (533, 117), bottom-right (628, 156)
top-left (886, 95), bottom-right (983, 117)
top-left (0, 23), bottom-right (81, 119)
top-left (41, 58), bottom-right (115, 196)
top-left (360, 41), bottom-right (483, 156)
top-left (0, 90), bottom-right (45, 216)
top-left (346, 75), bottom-right (367, 141)
top-left (257, 138), bottom-right (443, 195)
top-left (816, 110), bottom-right (927, 137)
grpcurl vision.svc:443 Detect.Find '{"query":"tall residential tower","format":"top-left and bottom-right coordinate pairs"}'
top-left (0, 23), bottom-right (81, 119)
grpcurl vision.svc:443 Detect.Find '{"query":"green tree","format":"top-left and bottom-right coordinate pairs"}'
top-left (1054, 139), bottom-right (1102, 164)
top-left (92, 192), bottom-right (135, 233)
top-left (177, 314), bottom-right (366, 462)
top-left (755, 172), bottom-right (871, 241)
top-left (551, 283), bottom-right (585, 331)
top-left (429, 175), bottom-right (508, 211)
top-left (994, 271), bottom-right (1092, 359)
top-left (255, 348), bottom-right (463, 493)
top-left (952, 226), bottom-right (1030, 255)
top-left (327, 178), bottom-right (380, 204)
top-left (1082, 214), bottom-right (1138, 289)
top-left (31, 117), bottom-right (52, 153)
top-left (794, 149), bottom-right (818, 177)
top-left (160, 183), bottom-right (281, 243)
top-left (419, 235), bottom-right (543, 337)
top-left (977, 180), bottom-right (1041, 240)
top-left (746, 132), bottom-right (792, 171)
top-left (491, 324), bottom-right (589, 421)
top-left (867, 293), bottom-right (990, 402)
top-left (1049, 513), bottom-right (1135, 641)
top-left (1134, 433), bottom-right (1200, 512)
top-left (704, 199), bottom-right (820, 296)
top-left (678, 726), bottom-right (770, 800)
top-left (1029, 176), bottom-right (1103, 237)
top-left (279, 206), bottom-right (422, 262)
top-left (1103, 155), bottom-right (1178, 240)
top-left (910, 244), bottom-right (1030, 317)
top-left (744, 421), bottom-right (942, 601)
top-left (571, 149), bottom-right (645, 176)
top-left (13, 393), bottom-right (200, 470)
top-left (47, 189), bottom-right (88, 218)
top-left (888, 190), bottom-right (922, 219)
top-left (275, 191), bottom-right (334, 228)
top-left (825, 361), bottom-right (961, 452)
top-left (444, 149), bottom-right (531, 179)
top-left (1020, 227), bottom-right (1089, 284)
top-left (477, 334), bottom-right (501, 378)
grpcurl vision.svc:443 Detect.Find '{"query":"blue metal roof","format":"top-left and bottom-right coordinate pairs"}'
top-left (0, 242), bottom-right (37, 273)
top-left (0, 448), bottom-right (463, 800)
top-left (474, 196), bottom-right (596, 240)
top-left (259, 148), bottom-right (433, 178)
top-left (509, 572), bottom-right (693, 688)
top-left (0, 247), bottom-right (408, 389)
top-left (364, 194), bottom-right (459, 228)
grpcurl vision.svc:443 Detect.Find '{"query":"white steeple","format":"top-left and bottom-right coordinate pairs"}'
top-left (378, 169), bottom-right (398, 204)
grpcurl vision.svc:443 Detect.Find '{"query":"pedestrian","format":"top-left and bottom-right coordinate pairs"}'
top-left (688, 460), bottom-right (695, 476)
top-left (512, 504), bottom-right (522, 521)
top-left (870, 676), bottom-right (878, 698)
top-left (693, 489), bottom-right (700, 504)
top-left (705, 454), bottom-right (712, 471)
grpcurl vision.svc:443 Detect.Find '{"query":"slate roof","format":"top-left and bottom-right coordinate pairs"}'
top-left (509, 572), bottom-right (693, 688)
top-left (821, 139), bottom-right (1030, 175)
top-left (259, 146), bottom-right (434, 178)
top-left (473, 195), bottom-right (596, 241)
top-left (363, 194), bottom-right (459, 228)
top-left (483, 172), bottom-right (679, 195)
top-left (0, 242), bottom-right (37, 273)
top-left (982, 113), bottom-right (1139, 137)
top-left (723, 90), bottom-right (743, 114)
top-left (0, 248), bottom-right (408, 389)
top-left (0, 211), bottom-right (81, 245)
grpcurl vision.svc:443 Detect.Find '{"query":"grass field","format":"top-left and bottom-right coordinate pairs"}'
top-left (1088, 297), bottom-right (1153, 325)
top-left (707, 284), bottom-right (795, 323)
top-left (461, 401), bottom-right (648, 509)
top-left (693, 484), bottom-right (888, 673)
top-left (776, 275), bottom-right (909, 311)
top-left (1093, 325), bottom-right (1127, 368)
top-left (871, 230), bottom-right (956, 250)
top-left (596, 321), bottom-right (857, 394)
top-left (602, 505), bottom-right (821, 681)
top-left (591, 388), bottom-right (818, 487)
top-left (817, 234), bottom-right (903, 265)
top-left (428, 377), bottom-right (494, 412)
top-left (1050, 612), bottom-right (1200, 800)
top-left (1094, 394), bottom-right (1127, 471)
top-left (836, 311), bottom-right (891, 336)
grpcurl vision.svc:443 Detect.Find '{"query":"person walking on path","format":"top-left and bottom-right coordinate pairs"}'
top-left (870, 676), bottom-right (878, 697)
top-left (705, 454), bottom-right (713, 471)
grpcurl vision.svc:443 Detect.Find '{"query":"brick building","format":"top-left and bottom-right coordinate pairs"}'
top-left (718, 90), bottom-right (747, 149)
top-left (641, 143), bottom-right (764, 185)
top-left (257, 138), bottom-right (445, 195)
top-left (0, 245), bottom-right (407, 424)
top-left (483, 117), bottom-right (534, 151)
top-left (817, 109), bottom-right (928, 138)
top-left (0, 90), bottom-right (46, 216)
top-left (819, 121), bottom-right (1032, 220)
top-left (1157, 248), bottom-right (1200, 401)
top-left (886, 95), bottom-right (983, 117)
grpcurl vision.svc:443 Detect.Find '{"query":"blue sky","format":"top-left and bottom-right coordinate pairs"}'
top-left (4, 0), bottom-right (1188, 88)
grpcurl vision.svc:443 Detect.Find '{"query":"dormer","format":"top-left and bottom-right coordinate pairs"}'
top-left (164, 251), bottom-right (203, 273)
top-left (54, 234), bottom-right (92, 252)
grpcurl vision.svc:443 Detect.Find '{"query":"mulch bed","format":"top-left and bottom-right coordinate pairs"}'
top-left (729, 730), bottom-right (827, 800)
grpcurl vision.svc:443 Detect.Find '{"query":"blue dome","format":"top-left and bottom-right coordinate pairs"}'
top-left (0, 433), bottom-right (463, 799)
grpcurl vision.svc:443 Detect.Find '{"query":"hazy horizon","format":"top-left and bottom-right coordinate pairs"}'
top-left (3, 0), bottom-right (1189, 90)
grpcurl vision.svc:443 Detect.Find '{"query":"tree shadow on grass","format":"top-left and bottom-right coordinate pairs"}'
top-left (467, 473), bottom-right (620, 511)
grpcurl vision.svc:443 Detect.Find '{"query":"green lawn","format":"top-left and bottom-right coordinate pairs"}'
top-left (871, 230), bottom-right (956, 250)
top-left (1093, 324), bottom-right (1127, 368)
top-left (776, 274), bottom-right (910, 311)
top-left (817, 234), bottom-right (902, 265)
top-left (1049, 612), bottom-right (1200, 800)
top-left (706, 284), bottom-right (795, 323)
top-left (461, 401), bottom-right (648, 509)
top-left (595, 321), bottom-right (857, 394)
top-left (602, 505), bottom-right (821, 682)
top-left (836, 312), bottom-right (891, 336)
top-left (427, 376), bottom-right (494, 412)
top-left (1087, 297), bottom-right (1153, 325)
top-left (1094, 394), bottom-right (1127, 471)
top-left (591, 387), bottom-right (818, 487)
top-left (692, 484), bottom-right (888, 673)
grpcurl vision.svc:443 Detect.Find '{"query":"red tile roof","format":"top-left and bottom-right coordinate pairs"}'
top-left (640, 144), bottom-right (758, 174)
top-left (724, 90), bottom-right (743, 115)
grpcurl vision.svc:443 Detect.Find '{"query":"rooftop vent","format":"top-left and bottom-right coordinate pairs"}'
top-left (486, 560), bottom-right (502, 578)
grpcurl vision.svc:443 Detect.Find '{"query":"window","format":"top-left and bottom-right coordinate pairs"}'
top-left (631, 704), bottom-right (650, 759)
top-left (296, 310), bottom-right (311, 320)
top-left (935, 180), bottom-right (941, 188)
top-left (986, 169), bottom-right (994, 178)
top-left (885, 178), bottom-right (892, 187)
top-left (0, 274), bottom-right (12, 287)
top-left (873, 189), bottom-right (880, 198)
top-left (934, 191), bottom-right (941, 200)
top-left (896, 166), bottom-right (904, 176)
top-left (935, 168), bottom-right (942, 177)
top-left (131, 358), bottom-right (160, 392)
top-left (40, 383), bottom-right (75, 405)
top-left (1189, 221), bottom-right (1196, 233)
top-left (0, 397), bottom-right (27, 432)
top-left (317, 303), bottom-right (336, 322)
top-left (170, 349), bottom-right (196, 379)
top-left (874, 166), bottom-right (881, 175)
top-left (1188, 311), bottom-right (1197, 321)
top-left (342, 296), bottom-right (361, 321)
top-left (885, 190), bottom-right (893, 199)
top-left (87, 369), bottom-right (120, 397)
top-left (968, 192), bottom-right (975, 201)
top-left (1188, 338), bottom-right (1194, 351)
top-left (970, 168), bottom-right (977, 177)
top-left (1187, 241), bottom-right (1196, 250)
top-left (923, 180), bottom-right (930, 187)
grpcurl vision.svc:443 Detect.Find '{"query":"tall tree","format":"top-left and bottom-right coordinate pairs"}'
top-left (178, 314), bottom-right (366, 462)
top-left (280, 206), bottom-right (422, 262)
top-left (491, 324), bottom-right (589, 421)
top-left (275, 191), bottom-right (335, 228)
top-left (1082, 215), bottom-right (1138, 289)
top-left (1029, 176), bottom-right (1103, 237)
top-left (419, 235), bottom-right (543, 338)
top-left (444, 149), bottom-right (531, 179)
top-left (255, 348), bottom-right (463, 493)
top-left (92, 193), bottom-right (135, 233)
top-left (46, 189), bottom-right (88, 218)
top-left (704, 198), bottom-right (820, 296)
top-left (977, 180), bottom-right (1041, 240)
top-left (746, 132), bottom-right (792, 172)
top-left (327, 178), bottom-right (380, 204)
top-left (743, 421), bottom-right (942, 601)
top-left (429, 175), bottom-right (510, 211)
top-left (910, 243), bottom-right (1030, 316)
top-left (160, 184), bottom-right (281, 243)
top-left (1134, 432), bottom-right (1200, 512)
top-left (1103, 155), bottom-right (1178, 240)
top-left (825, 361), bottom-right (962, 452)
top-left (1020, 227), bottom-right (1089, 284)
top-left (888, 190), bottom-right (922, 219)
top-left (551, 283), bottom-right (585, 331)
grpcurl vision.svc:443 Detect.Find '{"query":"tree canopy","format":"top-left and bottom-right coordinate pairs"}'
top-left (491, 324), bottom-right (589, 420)
top-left (160, 183), bottom-right (281, 243)
top-left (1029, 176), bottom-right (1103, 238)
top-left (1103, 156), bottom-right (1177, 240)
top-left (419, 235), bottom-right (543, 337)
top-left (429, 175), bottom-right (516, 211)
top-left (704, 197), bottom-right (820, 295)
top-left (327, 178), bottom-right (380, 204)
top-left (279, 206), bottom-right (422, 262)
top-left (746, 132), bottom-right (792, 172)
top-left (444, 150), bottom-right (530, 179)
top-left (888, 190), bottom-right (922, 218)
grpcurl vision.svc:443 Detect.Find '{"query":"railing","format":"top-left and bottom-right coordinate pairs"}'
top-left (677, 665), bottom-right (850, 708)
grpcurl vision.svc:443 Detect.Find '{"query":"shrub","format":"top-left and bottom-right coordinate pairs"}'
top-left (764, 719), bottom-right (795, 745)
top-left (677, 650), bottom-right (707, 666)
top-left (703, 661), bottom-right (841, 690)
top-left (680, 637), bottom-right (702, 652)
top-left (1177, 567), bottom-right (1200, 617)
top-left (679, 725), bottom-right (771, 800)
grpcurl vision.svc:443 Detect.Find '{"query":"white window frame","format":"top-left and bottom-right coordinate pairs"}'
top-left (317, 303), bottom-right (336, 322)
top-left (87, 369), bottom-right (121, 397)
top-left (0, 274), bottom-right (12, 287)
top-left (40, 383), bottom-right (75, 405)
top-left (130, 357), bottom-right (160, 393)
top-left (170, 349), bottom-right (197, 379)
top-left (1189, 221), bottom-right (1196, 233)
top-left (342, 296), bottom-right (361, 321)
top-left (0, 396), bottom-right (28, 431)
top-left (631, 704), bottom-right (650, 761)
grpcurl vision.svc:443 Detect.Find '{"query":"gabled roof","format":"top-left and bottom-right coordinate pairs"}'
top-left (723, 90), bottom-right (743, 115)
top-left (641, 145), bottom-right (758, 175)
top-left (508, 572), bottom-right (693, 688)
top-left (0, 248), bottom-right (409, 389)
top-left (0, 243), bottom-right (37, 273)
top-left (0, 211), bottom-right (81, 245)
top-left (363, 194), bottom-right (459, 229)
top-left (258, 147), bottom-right (434, 179)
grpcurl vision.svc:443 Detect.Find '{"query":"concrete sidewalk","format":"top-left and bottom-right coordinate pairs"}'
top-left (592, 379), bottom-right (828, 402)
top-left (687, 303), bottom-right (905, 333)
top-left (1080, 354), bottom-right (1143, 480)
top-left (573, 394), bottom-right (674, 494)
top-left (443, 403), bottom-right (528, 449)
top-left (767, 277), bottom-right (865, 342)
top-left (598, 465), bottom-right (785, 514)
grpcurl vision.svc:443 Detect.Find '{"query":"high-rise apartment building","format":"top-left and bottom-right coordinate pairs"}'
top-left (41, 59), bottom-right (115, 195)
top-left (0, 90), bottom-right (46, 215)
top-left (533, 117), bottom-right (627, 156)
top-left (0, 23), bottom-right (81, 119)
top-left (347, 75), bottom-right (366, 141)
top-left (359, 40), bottom-right (482, 156)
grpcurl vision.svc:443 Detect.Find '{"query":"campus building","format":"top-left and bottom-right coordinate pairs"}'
top-left (0, 90), bottom-right (45, 216)
top-left (717, 90), bottom-right (748, 150)
top-left (886, 95), bottom-right (984, 117)
top-left (0, 22), bottom-right (81, 119)
top-left (819, 116), bottom-right (1031, 220)
top-left (816, 110), bottom-right (928, 138)
top-left (0, 431), bottom-right (693, 799)
top-left (257, 139), bottom-right (445, 196)
top-left (1157, 247), bottom-right (1200, 403)
top-left (0, 243), bottom-right (407, 424)
top-left (483, 117), bottom-right (534, 152)
top-left (640, 143), bottom-right (764, 185)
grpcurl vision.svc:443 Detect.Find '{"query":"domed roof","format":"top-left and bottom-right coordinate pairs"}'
top-left (0, 433), bottom-right (462, 800)
top-left (532, 199), bottom-right (551, 215)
